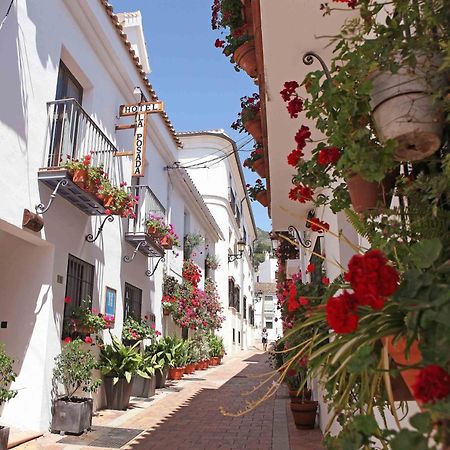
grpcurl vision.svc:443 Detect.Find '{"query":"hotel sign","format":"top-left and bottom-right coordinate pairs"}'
top-left (119, 101), bottom-right (164, 177)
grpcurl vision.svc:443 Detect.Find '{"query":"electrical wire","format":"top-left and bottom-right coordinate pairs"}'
top-left (0, 0), bottom-right (14, 32)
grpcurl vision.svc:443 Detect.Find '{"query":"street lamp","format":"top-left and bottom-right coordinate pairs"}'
top-left (228, 239), bottom-right (246, 262)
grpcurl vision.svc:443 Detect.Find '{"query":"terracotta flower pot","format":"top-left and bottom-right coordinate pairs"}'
top-left (290, 400), bottom-right (318, 429)
top-left (163, 307), bottom-right (171, 316)
top-left (147, 225), bottom-right (162, 236)
top-left (289, 389), bottom-right (312, 402)
top-left (168, 367), bottom-right (184, 381)
top-left (160, 235), bottom-right (173, 249)
top-left (243, 110), bottom-right (263, 143)
top-left (252, 158), bottom-right (266, 178)
top-left (255, 190), bottom-right (269, 207)
top-left (233, 40), bottom-right (257, 78)
top-left (102, 195), bottom-right (115, 209)
top-left (346, 172), bottom-right (396, 213)
top-left (210, 357), bottom-right (220, 366)
top-left (383, 336), bottom-right (422, 401)
top-left (185, 364), bottom-right (195, 374)
top-left (369, 56), bottom-right (444, 161)
top-left (72, 168), bottom-right (88, 189)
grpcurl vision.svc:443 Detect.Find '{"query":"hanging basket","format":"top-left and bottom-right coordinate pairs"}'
top-left (233, 40), bottom-right (257, 78)
top-left (243, 111), bottom-right (263, 143)
top-left (255, 190), bottom-right (269, 207)
top-left (369, 56), bottom-right (444, 161)
top-left (160, 235), bottom-right (173, 249)
top-left (252, 158), bottom-right (266, 178)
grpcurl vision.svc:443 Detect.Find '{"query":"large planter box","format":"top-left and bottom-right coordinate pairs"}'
top-left (155, 367), bottom-right (168, 388)
top-left (51, 397), bottom-right (93, 435)
top-left (103, 377), bottom-right (133, 410)
top-left (0, 426), bottom-right (9, 450)
top-left (131, 375), bottom-right (156, 398)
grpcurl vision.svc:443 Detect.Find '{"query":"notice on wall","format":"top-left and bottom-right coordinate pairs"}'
top-left (119, 101), bottom-right (164, 178)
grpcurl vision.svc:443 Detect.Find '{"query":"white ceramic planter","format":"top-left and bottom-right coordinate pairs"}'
top-left (369, 57), bottom-right (444, 161)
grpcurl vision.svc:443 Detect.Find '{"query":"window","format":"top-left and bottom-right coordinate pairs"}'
top-left (228, 278), bottom-right (235, 307)
top-left (64, 254), bottom-right (94, 320)
top-left (266, 321), bottom-right (273, 329)
top-left (124, 283), bottom-right (142, 320)
top-left (234, 286), bottom-right (240, 312)
top-left (238, 331), bottom-right (241, 344)
top-left (230, 188), bottom-right (236, 214)
top-left (243, 296), bottom-right (247, 319)
top-left (232, 328), bottom-right (235, 343)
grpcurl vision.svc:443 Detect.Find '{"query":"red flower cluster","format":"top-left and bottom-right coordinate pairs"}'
top-left (295, 125), bottom-right (311, 151)
top-left (309, 218), bottom-right (330, 233)
top-left (345, 250), bottom-right (400, 310)
top-left (182, 260), bottom-right (202, 288)
top-left (412, 365), bottom-right (450, 404)
top-left (326, 291), bottom-right (359, 334)
top-left (307, 263), bottom-right (315, 273)
top-left (214, 38), bottom-right (225, 48)
top-left (280, 81), bottom-right (299, 102)
top-left (287, 148), bottom-right (304, 167)
top-left (287, 97), bottom-right (304, 119)
top-left (289, 184), bottom-right (313, 203)
top-left (318, 146), bottom-right (341, 166)
top-left (326, 250), bottom-right (399, 334)
top-left (287, 278), bottom-right (310, 312)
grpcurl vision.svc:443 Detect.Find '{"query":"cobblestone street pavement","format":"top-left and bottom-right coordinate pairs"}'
top-left (17, 351), bottom-right (323, 450)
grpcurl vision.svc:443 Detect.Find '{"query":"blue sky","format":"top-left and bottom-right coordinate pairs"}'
top-left (115, 0), bottom-right (271, 232)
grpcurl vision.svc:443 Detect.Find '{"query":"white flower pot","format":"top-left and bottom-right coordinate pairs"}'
top-left (369, 56), bottom-right (444, 161)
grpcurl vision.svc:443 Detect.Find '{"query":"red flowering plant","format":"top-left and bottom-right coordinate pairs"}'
top-left (122, 316), bottom-right (160, 344)
top-left (231, 93), bottom-right (260, 134)
top-left (203, 278), bottom-right (225, 330)
top-left (243, 144), bottom-right (264, 171)
top-left (161, 275), bottom-right (181, 314)
top-left (246, 179), bottom-right (266, 201)
top-left (211, 0), bottom-right (252, 69)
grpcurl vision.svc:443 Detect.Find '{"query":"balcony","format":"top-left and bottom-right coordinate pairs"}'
top-left (124, 185), bottom-right (165, 259)
top-left (37, 99), bottom-right (120, 215)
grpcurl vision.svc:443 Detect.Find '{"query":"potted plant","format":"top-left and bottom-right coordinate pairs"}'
top-left (246, 179), bottom-right (268, 207)
top-left (145, 214), bottom-right (169, 237)
top-left (165, 336), bottom-right (188, 381)
top-left (243, 145), bottom-right (265, 178)
top-left (131, 349), bottom-right (161, 399)
top-left (121, 316), bottom-right (160, 347)
top-left (0, 345), bottom-right (17, 450)
top-left (51, 339), bottom-right (101, 434)
top-left (162, 275), bottom-right (181, 316)
top-left (231, 93), bottom-right (262, 143)
top-left (160, 225), bottom-right (180, 249)
top-left (208, 334), bottom-right (224, 365)
top-left (98, 334), bottom-right (144, 410)
top-left (185, 339), bottom-right (200, 374)
top-left (211, 0), bottom-right (257, 77)
top-left (147, 337), bottom-right (173, 389)
top-left (64, 154), bottom-right (92, 189)
top-left (205, 254), bottom-right (220, 271)
top-left (183, 233), bottom-right (205, 259)
top-left (63, 297), bottom-right (109, 339)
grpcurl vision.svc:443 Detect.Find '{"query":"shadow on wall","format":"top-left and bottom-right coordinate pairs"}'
top-left (0, 228), bottom-right (55, 430)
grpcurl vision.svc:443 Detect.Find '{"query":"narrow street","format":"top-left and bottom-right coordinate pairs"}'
top-left (18, 352), bottom-right (323, 450)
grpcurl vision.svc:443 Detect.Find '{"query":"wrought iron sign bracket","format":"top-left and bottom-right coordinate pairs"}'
top-left (123, 241), bottom-right (147, 263)
top-left (288, 225), bottom-right (312, 249)
top-left (302, 51), bottom-right (332, 81)
top-left (35, 179), bottom-right (68, 214)
top-left (85, 215), bottom-right (114, 243)
top-left (145, 256), bottom-right (165, 278)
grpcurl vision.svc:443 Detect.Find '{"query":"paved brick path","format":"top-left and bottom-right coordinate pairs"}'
top-left (18, 351), bottom-right (323, 450)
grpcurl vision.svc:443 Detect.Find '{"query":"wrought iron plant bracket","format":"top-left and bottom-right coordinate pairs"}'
top-left (145, 256), bottom-right (165, 278)
top-left (85, 215), bottom-right (114, 243)
top-left (35, 179), bottom-right (68, 214)
top-left (123, 241), bottom-right (147, 263)
top-left (302, 51), bottom-right (332, 81)
top-left (288, 225), bottom-right (312, 249)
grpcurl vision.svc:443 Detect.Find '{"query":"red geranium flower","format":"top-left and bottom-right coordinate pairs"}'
top-left (214, 38), bottom-right (225, 48)
top-left (287, 97), bottom-right (303, 119)
top-left (288, 184), bottom-right (313, 203)
top-left (294, 125), bottom-right (311, 150)
top-left (322, 276), bottom-right (330, 285)
top-left (412, 365), bottom-right (450, 403)
top-left (280, 81), bottom-right (299, 102)
top-left (317, 146), bottom-right (341, 166)
top-left (63, 337), bottom-right (72, 343)
top-left (326, 291), bottom-right (358, 334)
top-left (287, 149), bottom-right (304, 167)
top-left (310, 218), bottom-right (330, 233)
top-left (64, 296), bottom-right (71, 304)
top-left (84, 336), bottom-right (93, 344)
top-left (333, 0), bottom-right (357, 8)
top-left (306, 263), bottom-right (315, 273)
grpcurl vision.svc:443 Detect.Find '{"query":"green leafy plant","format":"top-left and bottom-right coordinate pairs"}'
top-left (99, 334), bottom-right (147, 384)
top-left (53, 339), bottom-right (101, 400)
top-left (145, 337), bottom-right (173, 372)
top-left (246, 179), bottom-right (266, 201)
top-left (205, 254), bottom-right (220, 270)
top-left (208, 334), bottom-right (225, 358)
top-left (183, 233), bottom-right (205, 259)
top-left (121, 316), bottom-right (160, 343)
top-left (0, 345), bottom-right (17, 405)
top-left (163, 336), bottom-right (189, 368)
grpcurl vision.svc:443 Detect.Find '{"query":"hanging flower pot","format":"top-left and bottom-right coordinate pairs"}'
top-left (255, 190), bottom-right (269, 207)
top-left (102, 195), bottom-right (115, 209)
top-left (252, 158), bottom-right (266, 178)
top-left (383, 336), bottom-right (422, 402)
top-left (346, 172), bottom-right (397, 213)
top-left (369, 56), bottom-right (444, 161)
top-left (290, 400), bottom-right (318, 429)
top-left (233, 40), bottom-right (257, 78)
top-left (243, 110), bottom-right (263, 143)
top-left (160, 235), bottom-right (173, 249)
top-left (72, 168), bottom-right (88, 189)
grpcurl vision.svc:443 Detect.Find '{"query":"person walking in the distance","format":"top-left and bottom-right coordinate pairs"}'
top-left (261, 327), bottom-right (268, 352)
